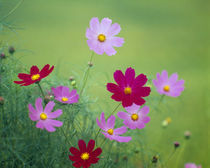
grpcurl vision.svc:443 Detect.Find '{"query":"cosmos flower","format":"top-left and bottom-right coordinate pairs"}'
top-left (152, 70), bottom-right (184, 97)
top-left (86, 17), bottom-right (124, 56)
top-left (185, 163), bottom-right (202, 168)
top-left (52, 86), bottom-right (79, 104)
top-left (107, 67), bottom-right (151, 107)
top-left (69, 139), bottom-right (102, 168)
top-left (28, 98), bottom-right (63, 132)
top-left (117, 104), bottom-right (150, 129)
top-left (96, 112), bottom-right (132, 142)
top-left (14, 64), bottom-right (54, 86)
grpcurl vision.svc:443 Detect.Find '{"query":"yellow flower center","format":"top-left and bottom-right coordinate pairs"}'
top-left (62, 97), bottom-right (69, 102)
top-left (31, 74), bottom-right (40, 81)
top-left (40, 113), bottom-right (47, 120)
top-left (98, 34), bottom-right (106, 42)
top-left (81, 152), bottom-right (89, 160)
top-left (166, 117), bottom-right (172, 123)
top-left (107, 129), bottom-right (114, 135)
top-left (131, 114), bottom-right (139, 121)
top-left (163, 85), bottom-right (170, 92)
top-left (124, 87), bottom-right (132, 95)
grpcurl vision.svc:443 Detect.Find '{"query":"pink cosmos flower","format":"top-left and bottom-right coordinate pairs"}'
top-left (117, 104), bottom-right (150, 129)
top-left (52, 86), bottom-right (79, 104)
top-left (185, 163), bottom-right (202, 168)
top-left (152, 70), bottom-right (184, 97)
top-left (107, 67), bottom-right (151, 107)
top-left (28, 98), bottom-right (63, 132)
top-left (86, 17), bottom-right (124, 56)
top-left (96, 112), bottom-right (132, 142)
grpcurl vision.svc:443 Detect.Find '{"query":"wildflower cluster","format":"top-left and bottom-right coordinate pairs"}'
top-left (1, 17), bottom-right (201, 168)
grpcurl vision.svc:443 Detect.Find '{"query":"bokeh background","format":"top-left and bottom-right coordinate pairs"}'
top-left (1, 0), bottom-right (209, 167)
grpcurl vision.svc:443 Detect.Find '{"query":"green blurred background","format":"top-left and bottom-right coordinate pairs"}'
top-left (0, 0), bottom-right (209, 167)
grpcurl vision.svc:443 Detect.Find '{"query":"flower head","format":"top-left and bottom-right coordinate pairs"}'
top-left (14, 64), bottom-right (54, 86)
top-left (96, 112), bottom-right (132, 142)
top-left (185, 163), bottom-right (202, 168)
top-left (107, 67), bottom-right (151, 107)
top-left (152, 70), bottom-right (184, 97)
top-left (28, 98), bottom-right (63, 132)
top-left (52, 86), bottom-right (79, 104)
top-left (117, 104), bottom-right (150, 129)
top-left (69, 139), bottom-right (102, 168)
top-left (86, 17), bottom-right (124, 56)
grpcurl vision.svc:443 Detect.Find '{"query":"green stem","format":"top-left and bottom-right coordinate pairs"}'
top-left (79, 52), bottom-right (94, 96)
top-left (60, 127), bottom-right (73, 146)
top-left (0, 0), bottom-right (24, 22)
top-left (158, 95), bottom-right (165, 106)
top-left (37, 82), bottom-right (45, 99)
top-left (164, 148), bottom-right (177, 167)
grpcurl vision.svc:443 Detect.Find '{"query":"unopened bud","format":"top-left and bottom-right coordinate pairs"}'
top-left (69, 76), bottom-right (74, 81)
top-left (174, 141), bottom-right (180, 148)
top-left (8, 46), bottom-right (15, 54)
top-left (88, 61), bottom-right (93, 67)
top-left (0, 96), bottom-right (4, 105)
top-left (0, 52), bottom-right (6, 59)
top-left (71, 80), bottom-right (76, 86)
top-left (184, 131), bottom-right (191, 139)
top-left (122, 156), bottom-right (128, 161)
top-left (152, 155), bottom-right (159, 163)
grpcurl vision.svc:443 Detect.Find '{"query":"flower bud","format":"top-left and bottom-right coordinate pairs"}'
top-left (0, 52), bottom-right (6, 59)
top-left (174, 141), bottom-right (180, 148)
top-left (152, 155), bottom-right (159, 163)
top-left (69, 76), bottom-right (75, 81)
top-left (0, 96), bottom-right (4, 105)
top-left (71, 80), bottom-right (76, 86)
top-left (88, 61), bottom-right (93, 67)
top-left (122, 156), bottom-right (128, 161)
top-left (184, 131), bottom-right (191, 139)
top-left (8, 46), bottom-right (15, 54)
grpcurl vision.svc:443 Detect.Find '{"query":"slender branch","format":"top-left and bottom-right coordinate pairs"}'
top-left (37, 82), bottom-right (45, 98)
top-left (0, 0), bottom-right (24, 22)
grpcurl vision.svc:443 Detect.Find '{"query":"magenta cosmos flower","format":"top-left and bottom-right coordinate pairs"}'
top-left (117, 104), bottom-right (150, 129)
top-left (152, 70), bottom-right (184, 97)
top-left (107, 67), bottom-right (151, 107)
top-left (86, 17), bottom-right (124, 56)
top-left (96, 112), bottom-right (131, 142)
top-left (28, 98), bottom-right (63, 132)
top-left (52, 86), bottom-right (79, 104)
top-left (185, 163), bottom-right (201, 168)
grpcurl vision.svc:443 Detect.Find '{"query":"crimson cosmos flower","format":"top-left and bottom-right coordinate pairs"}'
top-left (107, 67), bottom-right (151, 107)
top-left (69, 139), bottom-right (102, 168)
top-left (14, 64), bottom-right (54, 86)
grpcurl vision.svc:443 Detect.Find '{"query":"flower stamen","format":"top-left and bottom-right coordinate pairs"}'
top-left (40, 113), bottom-right (47, 120)
top-left (31, 74), bottom-right (40, 81)
top-left (81, 152), bottom-right (89, 160)
top-left (62, 97), bottom-right (68, 102)
top-left (98, 34), bottom-right (106, 42)
top-left (163, 85), bottom-right (170, 92)
top-left (107, 129), bottom-right (114, 135)
top-left (131, 114), bottom-right (139, 121)
top-left (124, 87), bottom-right (132, 95)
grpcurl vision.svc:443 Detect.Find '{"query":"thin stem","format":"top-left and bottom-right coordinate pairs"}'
top-left (158, 95), bottom-right (165, 106)
top-left (165, 148), bottom-right (176, 166)
top-left (37, 82), bottom-right (45, 99)
top-left (60, 127), bottom-right (73, 147)
top-left (79, 52), bottom-right (94, 96)
top-left (0, 0), bottom-right (24, 22)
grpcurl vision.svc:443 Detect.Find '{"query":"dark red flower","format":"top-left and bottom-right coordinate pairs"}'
top-left (69, 139), bottom-right (102, 168)
top-left (14, 64), bottom-right (54, 86)
top-left (107, 67), bottom-right (151, 107)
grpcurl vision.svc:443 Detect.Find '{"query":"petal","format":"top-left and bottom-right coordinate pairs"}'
top-left (111, 93), bottom-right (123, 101)
top-left (133, 97), bottom-right (145, 106)
top-left (104, 44), bottom-right (117, 56)
top-left (48, 109), bottom-right (62, 118)
top-left (35, 98), bottom-right (43, 113)
top-left (18, 73), bottom-right (31, 80)
top-left (72, 161), bottom-right (83, 167)
top-left (78, 139), bottom-right (86, 152)
top-left (114, 126), bottom-right (127, 135)
top-left (89, 17), bottom-right (100, 32)
top-left (48, 119), bottom-right (63, 127)
top-left (96, 118), bottom-right (105, 130)
top-left (87, 139), bottom-right (95, 152)
top-left (136, 122), bottom-right (145, 129)
top-left (108, 23), bottom-right (121, 36)
top-left (112, 135), bottom-right (132, 142)
top-left (62, 86), bottom-right (70, 97)
top-left (69, 147), bottom-right (80, 155)
top-left (139, 106), bottom-right (149, 115)
top-left (36, 120), bottom-right (44, 129)
top-left (69, 155), bottom-right (80, 162)
top-left (67, 94), bottom-right (79, 104)
top-left (44, 122), bottom-right (56, 132)
top-left (125, 67), bottom-right (135, 86)
top-left (123, 119), bottom-right (136, 129)
top-left (168, 73), bottom-right (178, 84)
top-left (100, 112), bottom-right (106, 128)
top-left (125, 103), bottom-right (140, 114)
top-left (161, 70), bottom-right (168, 82)
top-left (106, 115), bottom-right (116, 129)
top-left (30, 66), bottom-right (39, 75)
top-left (86, 28), bottom-right (96, 39)
top-left (100, 18), bottom-right (112, 33)
top-left (133, 74), bottom-right (148, 87)
top-left (91, 148), bottom-right (102, 157)
top-left (106, 83), bottom-right (120, 93)
top-left (117, 111), bottom-right (129, 120)
top-left (69, 89), bottom-right (78, 97)
top-left (44, 101), bottom-right (55, 114)
top-left (122, 95), bottom-right (133, 107)
top-left (111, 37), bottom-right (124, 47)
top-left (114, 70), bottom-right (126, 87)
top-left (134, 87), bottom-right (151, 97)
top-left (141, 116), bottom-right (150, 123)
